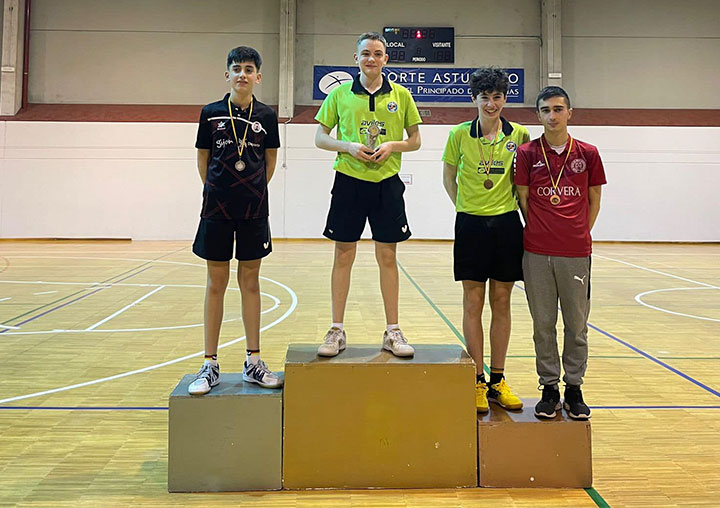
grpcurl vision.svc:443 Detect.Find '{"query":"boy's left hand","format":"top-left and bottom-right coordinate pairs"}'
top-left (371, 143), bottom-right (393, 163)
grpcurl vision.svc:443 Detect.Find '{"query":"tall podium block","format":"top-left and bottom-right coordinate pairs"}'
top-left (478, 403), bottom-right (592, 488)
top-left (168, 373), bottom-right (283, 492)
top-left (283, 344), bottom-right (477, 489)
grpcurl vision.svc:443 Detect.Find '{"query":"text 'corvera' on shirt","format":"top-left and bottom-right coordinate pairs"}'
top-left (315, 74), bottom-right (422, 183)
top-left (514, 136), bottom-right (607, 257)
top-left (196, 93), bottom-right (280, 220)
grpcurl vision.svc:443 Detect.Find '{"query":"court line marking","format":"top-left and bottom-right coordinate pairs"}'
top-left (0, 273), bottom-right (282, 334)
top-left (0, 297), bottom-right (10, 302)
top-left (399, 262), bottom-right (720, 400)
top-left (594, 254), bottom-right (718, 288)
top-left (85, 285), bottom-right (166, 330)
top-left (634, 287), bottom-right (720, 322)
top-left (0, 267), bottom-right (298, 405)
top-left (513, 281), bottom-right (720, 399)
top-left (0, 265), bottom-right (152, 333)
top-left (34, 290), bottom-right (58, 295)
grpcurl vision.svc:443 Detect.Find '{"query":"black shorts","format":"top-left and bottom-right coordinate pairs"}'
top-left (192, 217), bottom-right (272, 262)
top-left (323, 171), bottom-right (411, 243)
top-left (453, 210), bottom-right (523, 282)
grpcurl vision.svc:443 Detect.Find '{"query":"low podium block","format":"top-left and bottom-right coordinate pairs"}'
top-left (168, 373), bottom-right (282, 492)
top-left (477, 403), bottom-right (592, 488)
top-left (283, 344), bottom-right (477, 489)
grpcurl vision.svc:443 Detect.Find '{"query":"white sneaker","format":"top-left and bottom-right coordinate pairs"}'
top-left (382, 328), bottom-right (415, 357)
top-left (242, 360), bottom-right (283, 388)
top-left (317, 327), bottom-right (347, 357)
top-left (188, 361), bottom-right (220, 395)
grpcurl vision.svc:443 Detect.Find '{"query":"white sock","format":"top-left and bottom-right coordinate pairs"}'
top-left (331, 322), bottom-right (344, 331)
top-left (387, 324), bottom-right (399, 333)
top-left (204, 358), bottom-right (218, 366)
top-left (247, 351), bottom-right (261, 365)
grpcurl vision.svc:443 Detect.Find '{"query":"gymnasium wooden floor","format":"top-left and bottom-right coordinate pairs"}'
top-left (0, 239), bottom-right (718, 507)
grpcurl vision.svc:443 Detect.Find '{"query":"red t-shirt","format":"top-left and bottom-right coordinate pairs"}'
top-left (514, 136), bottom-right (606, 257)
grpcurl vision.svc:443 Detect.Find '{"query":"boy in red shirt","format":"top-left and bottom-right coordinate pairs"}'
top-left (515, 86), bottom-right (606, 420)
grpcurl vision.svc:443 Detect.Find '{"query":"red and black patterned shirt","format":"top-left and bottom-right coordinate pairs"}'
top-left (195, 93), bottom-right (280, 220)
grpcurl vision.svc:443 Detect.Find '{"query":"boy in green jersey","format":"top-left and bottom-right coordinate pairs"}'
top-left (442, 67), bottom-right (530, 412)
top-left (314, 32), bottom-right (422, 358)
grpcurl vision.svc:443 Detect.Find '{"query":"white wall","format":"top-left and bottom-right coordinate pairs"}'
top-left (1, 121), bottom-right (719, 242)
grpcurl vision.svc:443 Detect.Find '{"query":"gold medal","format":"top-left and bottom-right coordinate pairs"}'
top-left (227, 96), bottom-right (254, 172)
top-left (484, 179), bottom-right (494, 190)
top-left (540, 135), bottom-right (574, 206)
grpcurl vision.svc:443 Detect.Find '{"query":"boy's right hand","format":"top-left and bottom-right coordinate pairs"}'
top-left (347, 142), bottom-right (376, 162)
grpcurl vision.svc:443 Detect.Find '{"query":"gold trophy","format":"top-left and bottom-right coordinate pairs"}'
top-left (366, 122), bottom-right (381, 151)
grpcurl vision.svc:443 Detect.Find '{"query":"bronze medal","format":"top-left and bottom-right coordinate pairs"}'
top-left (235, 160), bottom-right (245, 171)
top-left (484, 178), bottom-right (494, 190)
top-left (550, 194), bottom-right (561, 206)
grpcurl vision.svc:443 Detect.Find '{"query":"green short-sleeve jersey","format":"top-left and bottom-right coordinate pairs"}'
top-left (442, 117), bottom-right (530, 216)
top-left (315, 74), bottom-right (422, 183)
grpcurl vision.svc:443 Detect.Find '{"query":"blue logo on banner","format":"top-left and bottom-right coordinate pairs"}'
top-left (313, 66), bottom-right (524, 103)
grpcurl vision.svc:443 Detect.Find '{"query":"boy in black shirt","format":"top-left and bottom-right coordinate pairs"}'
top-left (189, 46), bottom-right (282, 395)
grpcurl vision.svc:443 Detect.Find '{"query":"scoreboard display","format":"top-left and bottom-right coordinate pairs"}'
top-left (383, 27), bottom-right (455, 64)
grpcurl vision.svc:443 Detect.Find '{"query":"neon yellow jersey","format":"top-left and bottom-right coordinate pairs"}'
top-left (442, 117), bottom-right (530, 216)
top-left (315, 74), bottom-right (422, 183)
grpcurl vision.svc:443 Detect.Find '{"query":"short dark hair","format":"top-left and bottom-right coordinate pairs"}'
top-left (469, 67), bottom-right (509, 98)
top-left (536, 86), bottom-right (571, 110)
top-left (357, 31), bottom-right (387, 49)
top-left (227, 46), bottom-right (262, 70)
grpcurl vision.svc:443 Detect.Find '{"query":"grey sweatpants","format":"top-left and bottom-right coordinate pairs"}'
top-left (522, 251), bottom-right (591, 387)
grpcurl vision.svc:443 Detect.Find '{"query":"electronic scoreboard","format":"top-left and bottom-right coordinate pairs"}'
top-left (383, 27), bottom-right (454, 64)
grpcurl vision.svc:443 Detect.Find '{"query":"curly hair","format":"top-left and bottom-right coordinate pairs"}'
top-left (469, 67), bottom-right (509, 98)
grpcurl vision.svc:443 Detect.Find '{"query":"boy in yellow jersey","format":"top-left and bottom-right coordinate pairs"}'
top-left (442, 67), bottom-right (529, 412)
top-left (314, 32), bottom-right (422, 357)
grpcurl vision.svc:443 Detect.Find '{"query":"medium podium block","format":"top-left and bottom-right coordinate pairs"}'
top-left (283, 344), bottom-right (477, 489)
top-left (478, 403), bottom-right (592, 488)
top-left (168, 373), bottom-right (283, 492)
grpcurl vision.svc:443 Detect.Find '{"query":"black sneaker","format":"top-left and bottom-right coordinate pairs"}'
top-left (534, 385), bottom-right (561, 419)
top-left (564, 385), bottom-right (591, 420)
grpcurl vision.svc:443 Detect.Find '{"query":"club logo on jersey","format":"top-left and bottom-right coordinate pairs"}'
top-left (532, 160), bottom-right (545, 168)
top-left (216, 139), bottom-right (234, 149)
top-left (387, 101), bottom-right (398, 113)
top-left (570, 158), bottom-right (587, 173)
top-left (505, 141), bottom-right (517, 152)
top-left (251, 121), bottom-right (263, 133)
top-left (217, 120), bottom-right (226, 130)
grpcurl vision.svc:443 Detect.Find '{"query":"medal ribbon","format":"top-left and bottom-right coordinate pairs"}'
top-left (476, 118), bottom-right (501, 179)
top-left (227, 96), bottom-right (254, 167)
top-left (539, 134), bottom-right (574, 195)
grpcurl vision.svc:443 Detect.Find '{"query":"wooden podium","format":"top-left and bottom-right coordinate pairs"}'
top-left (477, 402), bottom-right (592, 488)
top-left (168, 373), bottom-right (283, 492)
top-left (282, 344), bottom-right (478, 489)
